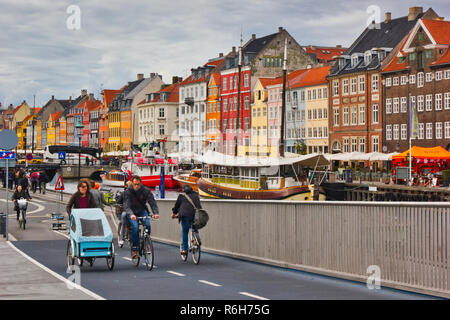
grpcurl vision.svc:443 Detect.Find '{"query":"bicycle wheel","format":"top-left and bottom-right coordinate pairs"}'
top-left (190, 231), bottom-right (201, 265)
top-left (143, 237), bottom-right (154, 271)
top-left (106, 241), bottom-right (115, 271)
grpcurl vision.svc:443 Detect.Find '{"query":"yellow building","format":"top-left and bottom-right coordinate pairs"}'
top-left (12, 101), bottom-right (31, 131)
top-left (245, 78), bottom-right (278, 157)
top-left (108, 111), bottom-right (121, 152)
top-left (17, 115), bottom-right (34, 150)
top-left (36, 120), bottom-right (42, 150)
top-left (120, 110), bottom-right (132, 151)
top-left (46, 112), bottom-right (62, 146)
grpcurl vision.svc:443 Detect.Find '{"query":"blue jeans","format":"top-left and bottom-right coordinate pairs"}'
top-left (127, 210), bottom-right (151, 250)
top-left (181, 216), bottom-right (198, 251)
top-left (120, 212), bottom-right (127, 239)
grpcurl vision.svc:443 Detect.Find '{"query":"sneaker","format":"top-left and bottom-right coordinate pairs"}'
top-left (180, 250), bottom-right (187, 255)
top-left (118, 239), bottom-right (124, 246)
top-left (131, 251), bottom-right (139, 259)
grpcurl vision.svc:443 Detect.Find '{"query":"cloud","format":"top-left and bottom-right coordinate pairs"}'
top-left (0, 0), bottom-right (449, 108)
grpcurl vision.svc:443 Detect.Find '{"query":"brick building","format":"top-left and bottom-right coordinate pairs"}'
top-left (327, 7), bottom-right (438, 155)
top-left (382, 18), bottom-right (450, 153)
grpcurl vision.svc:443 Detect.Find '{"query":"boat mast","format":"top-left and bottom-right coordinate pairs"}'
top-left (235, 30), bottom-right (243, 157)
top-left (279, 38), bottom-right (287, 158)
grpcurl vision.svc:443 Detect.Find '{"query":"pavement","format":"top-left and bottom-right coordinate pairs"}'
top-left (0, 236), bottom-right (99, 300)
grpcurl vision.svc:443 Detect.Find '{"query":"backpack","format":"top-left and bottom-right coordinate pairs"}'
top-left (181, 193), bottom-right (209, 229)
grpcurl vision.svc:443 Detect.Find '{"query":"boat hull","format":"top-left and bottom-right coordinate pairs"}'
top-left (173, 174), bottom-right (199, 192)
top-left (197, 178), bottom-right (326, 201)
top-left (141, 175), bottom-right (179, 189)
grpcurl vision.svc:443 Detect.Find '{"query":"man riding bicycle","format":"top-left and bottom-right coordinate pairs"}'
top-left (123, 175), bottom-right (159, 258)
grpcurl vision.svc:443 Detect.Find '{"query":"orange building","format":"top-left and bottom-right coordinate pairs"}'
top-left (100, 89), bottom-right (123, 150)
top-left (206, 73), bottom-right (221, 151)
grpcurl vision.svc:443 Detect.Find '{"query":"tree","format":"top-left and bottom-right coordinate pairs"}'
top-left (295, 141), bottom-right (307, 155)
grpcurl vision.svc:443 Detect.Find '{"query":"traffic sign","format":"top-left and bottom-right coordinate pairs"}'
top-left (55, 175), bottom-right (65, 191)
top-left (0, 151), bottom-right (15, 159)
top-left (26, 153), bottom-right (33, 161)
top-left (58, 152), bottom-right (66, 160)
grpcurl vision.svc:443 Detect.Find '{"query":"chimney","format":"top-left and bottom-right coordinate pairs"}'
top-left (385, 12), bottom-right (391, 23)
top-left (172, 76), bottom-right (180, 84)
top-left (89, 93), bottom-right (94, 101)
top-left (51, 95), bottom-right (54, 100)
top-left (408, 7), bottom-right (423, 21)
top-left (219, 53), bottom-right (223, 57)
top-left (137, 73), bottom-right (144, 80)
top-left (278, 27), bottom-right (283, 33)
top-left (251, 34), bottom-right (256, 40)
top-left (69, 96), bottom-right (72, 102)
top-left (336, 45), bottom-right (342, 48)
top-left (232, 46), bottom-right (236, 54)
top-left (81, 89), bottom-right (87, 96)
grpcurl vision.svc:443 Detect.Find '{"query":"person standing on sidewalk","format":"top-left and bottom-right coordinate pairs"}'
top-left (30, 169), bottom-right (39, 193)
top-left (38, 170), bottom-right (48, 194)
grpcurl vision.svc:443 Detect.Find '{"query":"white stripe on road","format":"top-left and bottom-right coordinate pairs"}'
top-left (239, 292), bottom-right (269, 300)
top-left (6, 241), bottom-right (105, 300)
top-left (167, 271), bottom-right (185, 277)
top-left (52, 230), bottom-right (70, 239)
top-left (198, 280), bottom-right (222, 287)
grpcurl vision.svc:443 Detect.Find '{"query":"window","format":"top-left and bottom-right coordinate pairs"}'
top-left (223, 99), bottom-right (228, 112)
top-left (435, 94), bottom-right (442, 110)
top-left (244, 74), bottom-right (249, 87)
top-left (359, 137), bottom-right (365, 152)
top-left (372, 74), bottom-right (379, 91)
top-left (401, 76), bottom-right (407, 85)
top-left (426, 95), bottom-right (433, 111)
top-left (333, 80), bottom-right (339, 96)
top-left (386, 78), bottom-right (391, 87)
top-left (308, 90), bottom-right (311, 100)
top-left (426, 72), bottom-right (432, 82)
top-left (393, 124), bottom-right (399, 140)
top-left (436, 71), bottom-right (442, 81)
top-left (342, 79), bottom-right (349, 95)
top-left (401, 124), bottom-right (407, 140)
top-left (426, 123), bottom-right (433, 139)
top-left (418, 123), bottom-right (424, 139)
top-left (445, 122), bottom-right (450, 139)
top-left (333, 108), bottom-right (339, 126)
top-left (445, 70), bottom-right (450, 80)
top-left (313, 90), bottom-right (317, 100)
top-left (445, 93), bottom-right (450, 109)
top-left (401, 97), bottom-right (407, 113)
top-left (393, 98), bottom-right (399, 113)
top-left (417, 72), bottom-right (424, 87)
top-left (308, 110), bottom-right (312, 120)
top-left (351, 55), bottom-right (359, 67)
top-left (364, 51), bottom-right (372, 65)
top-left (351, 138), bottom-right (357, 152)
top-left (244, 96), bottom-right (249, 110)
top-left (372, 104), bottom-right (379, 124)
top-left (359, 105), bottom-right (365, 125)
top-left (436, 122), bottom-right (442, 139)
top-left (417, 95), bottom-right (424, 112)
top-left (386, 125), bottom-right (392, 140)
top-left (159, 124), bottom-right (165, 135)
top-left (386, 98), bottom-right (392, 114)
top-left (343, 138), bottom-right (349, 152)
top-left (393, 77), bottom-right (399, 86)
top-left (410, 74), bottom-right (416, 84)
top-left (343, 107), bottom-right (349, 125)
top-left (159, 108), bottom-right (165, 118)
top-left (351, 107), bottom-right (357, 125)
top-left (223, 78), bottom-right (227, 91)
top-left (371, 136), bottom-right (379, 152)
top-left (350, 78), bottom-right (357, 94)
top-left (359, 76), bottom-right (365, 93)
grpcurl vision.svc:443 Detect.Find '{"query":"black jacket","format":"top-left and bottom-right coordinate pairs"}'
top-left (123, 184), bottom-right (159, 216)
top-left (172, 190), bottom-right (202, 219)
top-left (66, 191), bottom-right (97, 216)
top-left (12, 189), bottom-right (31, 201)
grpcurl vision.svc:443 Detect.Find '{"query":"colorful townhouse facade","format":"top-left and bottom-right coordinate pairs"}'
top-left (327, 7), bottom-right (438, 156)
top-left (206, 73), bottom-right (221, 152)
top-left (382, 17), bottom-right (450, 153)
top-left (100, 89), bottom-right (123, 150)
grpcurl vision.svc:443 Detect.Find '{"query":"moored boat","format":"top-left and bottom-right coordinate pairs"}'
top-left (195, 151), bottom-right (329, 201)
top-left (100, 169), bottom-right (130, 187)
top-left (173, 169), bottom-right (201, 192)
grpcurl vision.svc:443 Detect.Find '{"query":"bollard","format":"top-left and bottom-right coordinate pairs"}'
top-left (0, 213), bottom-right (6, 237)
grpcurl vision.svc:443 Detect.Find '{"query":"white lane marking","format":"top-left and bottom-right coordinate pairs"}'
top-left (239, 292), bottom-right (269, 300)
top-left (199, 280), bottom-right (222, 287)
top-left (6, 241), bottom-right (105, 300)
top-left (167, 271), bottom-right (185, 277)
top-left (8, 233), bottom-right (17, 241)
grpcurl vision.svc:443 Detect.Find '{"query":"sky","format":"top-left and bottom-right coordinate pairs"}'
top-left (0, 0), bottom-right (449, 109)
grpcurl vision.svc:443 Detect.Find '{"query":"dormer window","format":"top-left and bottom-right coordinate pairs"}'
top-left (351, 54), bottom-right (359, 68)
top-left (364, 51), bottom-right (372, 65)
top-left (338, 58), bottom-right (345, 69)
top-left (378, 50), bottom-right (386, 61)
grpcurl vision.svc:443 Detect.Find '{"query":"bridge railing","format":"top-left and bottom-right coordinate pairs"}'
top-left (153, 200), bottom-right (449, 298)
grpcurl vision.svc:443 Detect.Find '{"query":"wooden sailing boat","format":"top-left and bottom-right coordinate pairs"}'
top-left (196, 37), bottom-right (329, 200)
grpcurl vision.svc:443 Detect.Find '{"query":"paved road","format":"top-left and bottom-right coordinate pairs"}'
top-left (0, 189), bottom-right (441, 300)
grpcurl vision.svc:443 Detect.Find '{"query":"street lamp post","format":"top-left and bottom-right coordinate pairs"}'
top-left (75, 120), bottom-right (84, 181)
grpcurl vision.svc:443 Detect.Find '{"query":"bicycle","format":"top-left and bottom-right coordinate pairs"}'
top-left (180, 221), bottom-right (201, 265)
top-left (129, 215), bottom-right (155, 271)
top-left (16, 198), bottom-right (28, 230)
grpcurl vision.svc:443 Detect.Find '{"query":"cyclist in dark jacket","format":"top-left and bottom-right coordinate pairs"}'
top-left (171, 184), bottom-right (202, 255)
top-left (12, 185), bottom-right (31, 220)
top-left (123, 175), bottom-right (159, 258)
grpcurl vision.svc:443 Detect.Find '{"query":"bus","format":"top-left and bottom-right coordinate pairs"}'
top-left (44, 145), bottom-right (102, 165)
